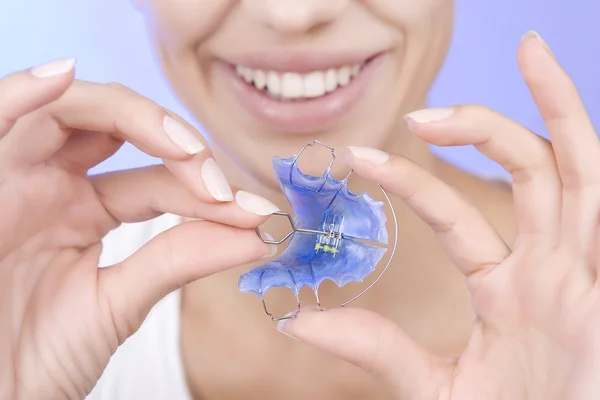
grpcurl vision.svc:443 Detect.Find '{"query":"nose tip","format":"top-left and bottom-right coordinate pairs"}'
top-left (243, 0), bottom-right (349, 35)
top-left (269, 4), bottom-right (318, 33)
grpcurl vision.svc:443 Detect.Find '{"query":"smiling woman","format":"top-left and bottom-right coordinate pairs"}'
top-left (144, 0), bottom-right (453, 187)
top-left (3, 1), bottom-right (600, 400)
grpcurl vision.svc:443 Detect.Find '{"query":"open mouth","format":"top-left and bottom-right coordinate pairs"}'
top-left (234, 59), bottom-right (367, 101)
top-left (216, 52), bottom-right (386, 132)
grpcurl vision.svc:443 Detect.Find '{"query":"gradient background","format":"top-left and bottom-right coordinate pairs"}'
top-left (1, 1), bottom-right (598, 179)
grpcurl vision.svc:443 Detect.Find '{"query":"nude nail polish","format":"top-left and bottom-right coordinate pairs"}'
top-left (404, 107), bottom-right (455, 123)
top-left (235, 191), bottom-right (279, 216)
top-left (163, 116), bottom-right (206, 155)
top-left (347, 146), bottom-right (390, 164)
top-left (201, 158), bottom-right (234, 201)
top-left (259, 232), bottom-right (278, 260)
top-left (30, 58), bottom-right (76, 78)
top-left (521, 30), bottom-right (554, 57)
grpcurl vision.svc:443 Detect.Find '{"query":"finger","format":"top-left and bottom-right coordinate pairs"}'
top-left (51, 129), bottom-right (125, 171)
top-left (98, 221), bottom-right (274, 340)
top-left (519, 32), bottom-right (600, 255)
top-left (47, 85), bottom-right (136, 170)
top-left (518, 32), bottom-right (600, 189)
top-left (163, 155), bottom-right (236, 203)
top-left (58, 81), bottom-right (233, 202)
top-left (277, 308), bottom-right (450, 399)
top-left (405, 104), bottom-right (561, 246)
top-left (47, 81), bottom-right (203, 160)
top-left (4, 80), bottom-right (233, 202)
top-left (90, 165), bottom-right (279, 228)
top-left (346, 148), bottom-right (510, 279)
top-left (0, 58), bottom-right (75, 137)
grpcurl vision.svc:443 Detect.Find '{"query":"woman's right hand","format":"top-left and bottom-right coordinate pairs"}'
top-left (0, 59), bottom-right (276, 399)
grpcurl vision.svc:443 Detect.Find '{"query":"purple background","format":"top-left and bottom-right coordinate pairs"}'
top-left (1, 1), bottom-right (598, 179)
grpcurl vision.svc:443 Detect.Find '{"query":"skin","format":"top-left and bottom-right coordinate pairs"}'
top-left (2, 1), bottom-right (600, 400)
top-left (139, 0), bottom-right (503, 398)
top-left (0, 73), bottom-right (274, 399)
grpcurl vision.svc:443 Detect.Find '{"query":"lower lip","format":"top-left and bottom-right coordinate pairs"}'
top-left (216, 53), bottom-right (386, 133)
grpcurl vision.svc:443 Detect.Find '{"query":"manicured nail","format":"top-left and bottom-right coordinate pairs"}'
top-left (276, 315), bottom-right (298, 340)
top-left (347, 146), bottom-right (389, 164)
top-left (163, 116), bottom-right (206, 155)
top-left (30, 58), bottom-right (76, 78)
top-left (521, 30), bottom-right (553, 56)
top-left (404, 107), bottom-right (455, 123)
top-left (201, 158), bottom-right (234, 201)
top-left (235, 191), bottom-right (279, 216)
top-left (512, 236), bottom-right (520, 251)
top-left (259, 232), bottom-right (278, 259)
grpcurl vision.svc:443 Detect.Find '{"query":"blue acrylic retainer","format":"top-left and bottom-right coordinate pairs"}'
top-left (238, 140), bottom-right (398, 321)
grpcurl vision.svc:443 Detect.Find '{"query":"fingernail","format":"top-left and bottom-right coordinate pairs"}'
top-left (163, 116), bottom-right (206, 155)
top-left (201, 158), bottom-right (234, 201)
top-left (260, 232), bottom-right (278, 259)
top-left (30, 58), bottom-right (76, 78)
top-left (404, 107), bottom-right (455, 123)
top-left (347, 146), bottom-right (389, 164)
top-left (512, 236), bottom-right (520, 251)
top-left (235, 191), bottom-right (279, 216)
top-left (277, 322), bottom-right (296, 339)
top-left (521, 30), bottom-right (553, 56)
top-left (276, 315), bottom-right (298, 340)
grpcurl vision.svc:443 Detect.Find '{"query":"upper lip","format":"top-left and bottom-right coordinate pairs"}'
top-left (218, 49), bottom-right (384, 73)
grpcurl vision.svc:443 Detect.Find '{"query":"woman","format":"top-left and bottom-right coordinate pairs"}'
top-left (2, 1), bottom-right (600, 399)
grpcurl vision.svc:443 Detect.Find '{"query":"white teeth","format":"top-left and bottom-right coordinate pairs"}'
top-left (337, 66), bottom-right (351, 86)
top-left (266, 71), bottom-right (281, 97)
top-left (281, 73), bottom-right (304, 99)
top-left (253, 70), bottom-right (267, 90)
top-left (236, 65), bottom-right (251, 83)
top-left (303, 71), bottom-right (326, 98)
top-left (235, 62), bottom-right (364, 99)
top-left (325, 69), bottom-right (337, 93)
top-left (236, 66), bottom-right (253, 83)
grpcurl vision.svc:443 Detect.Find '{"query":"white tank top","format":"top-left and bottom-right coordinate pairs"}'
top-left (86, 213), bottom-right (192, 399)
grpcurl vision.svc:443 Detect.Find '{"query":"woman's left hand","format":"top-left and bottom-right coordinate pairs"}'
top-left (277, 32), bottom-right (600, 399)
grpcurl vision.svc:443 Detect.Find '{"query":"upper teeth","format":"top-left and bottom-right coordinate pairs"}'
top-left (235, 63), bottom-right (363, 100)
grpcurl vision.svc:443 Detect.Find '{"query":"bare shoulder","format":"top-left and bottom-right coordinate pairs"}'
top-left (436, 159), bottom-right (516, 244)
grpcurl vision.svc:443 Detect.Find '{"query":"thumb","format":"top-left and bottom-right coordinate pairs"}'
top-left (277, 307), bottom-right (451, 399)
top-left (98, 220), bottom-right (274, 341)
